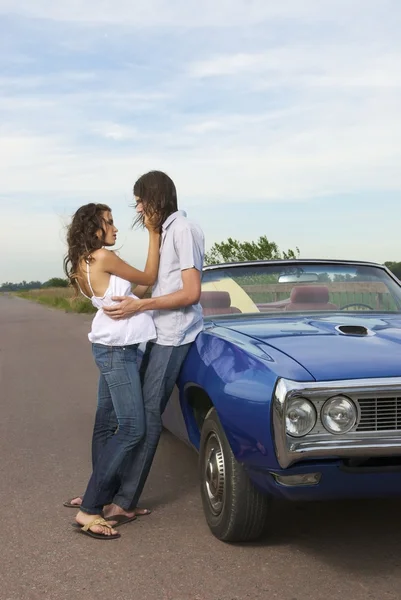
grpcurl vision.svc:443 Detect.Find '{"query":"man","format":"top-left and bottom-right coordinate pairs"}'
top-left (102, 170), bottom-right (204, 522)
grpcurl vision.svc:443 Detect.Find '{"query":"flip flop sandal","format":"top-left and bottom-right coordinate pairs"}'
top-left (63, 496), bottom-right (83, 508)
top-left (64, 497), bottom-right (151, 516)
top-left (104, 514), bottom-right (137, 527)
top-left (73, 517), bottom-right (121, 540)
top-left (135, 508), bottom-right (152, 516)
top-left (72, 514), bottom-right (137, 529)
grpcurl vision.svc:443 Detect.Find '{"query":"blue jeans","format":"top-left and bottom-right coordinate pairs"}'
top-left (112, 342), bottom-right (191, 510)
top-left (81, 343), bottom-right (145, 515)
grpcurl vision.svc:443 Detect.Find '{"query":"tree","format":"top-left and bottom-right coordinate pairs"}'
top-left (204, 235), bottom-right (299, 266)
top-left (385, 262), bottom-right (401, 280)
top-left (0, 280), bottom-right (43, 292)
top-left (43, 277), bottom-right (69, 288)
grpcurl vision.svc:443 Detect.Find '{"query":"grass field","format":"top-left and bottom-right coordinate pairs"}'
top-left (15, 287), bottom-right (96, 313)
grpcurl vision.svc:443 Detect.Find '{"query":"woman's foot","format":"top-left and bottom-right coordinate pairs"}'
top-left (75, 510), bottom-right (119, 537)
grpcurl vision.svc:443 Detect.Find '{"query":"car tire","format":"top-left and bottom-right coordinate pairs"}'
top-left (199, 407), bottom-right (269, 543)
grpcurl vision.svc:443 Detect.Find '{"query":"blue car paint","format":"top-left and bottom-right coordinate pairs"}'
top-left (178, 327), bottom-right (314, 467)
top-left (247, 461), bottom-right (401, 501)
top-left (229, 314), bottom-right (401, 381)
top-left (171, 312), bottom-right (401, 501)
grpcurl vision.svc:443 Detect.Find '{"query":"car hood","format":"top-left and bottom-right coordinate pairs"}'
top-left (220, 313), bottom-right (401, 381)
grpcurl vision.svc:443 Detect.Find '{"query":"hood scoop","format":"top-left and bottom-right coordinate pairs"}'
top-left (336, 324), bottom-right (370, 336)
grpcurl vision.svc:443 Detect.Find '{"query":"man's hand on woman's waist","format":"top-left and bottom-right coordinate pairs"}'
top-left (103, 297), bottom-right (145, 320)
top-left (104, 268), bottom-right (202, 320)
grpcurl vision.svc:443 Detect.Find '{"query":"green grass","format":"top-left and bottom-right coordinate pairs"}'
top-left (15, 287), bottom-right (96, 314)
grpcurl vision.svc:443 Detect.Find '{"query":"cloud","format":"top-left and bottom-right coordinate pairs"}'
top-left (189, 47), bottom-right (401, 89)
top-left (0, 0), bottom-right (362, 26)
top-left (1, 1), bottom-right (401, 281)
top-left (91, 122), bottom-right (139, 141)
top-left (189, 53), bottom-right (267, 78)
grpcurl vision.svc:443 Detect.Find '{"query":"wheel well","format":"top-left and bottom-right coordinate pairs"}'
top-left (186, 386), bottom-right (214, 433)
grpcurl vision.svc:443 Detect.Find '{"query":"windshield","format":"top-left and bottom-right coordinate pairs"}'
top-left (200, 263), bottom-right (401, 317)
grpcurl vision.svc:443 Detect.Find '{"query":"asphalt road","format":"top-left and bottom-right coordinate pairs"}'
top-left (2, 293), bottom-right (401, 600)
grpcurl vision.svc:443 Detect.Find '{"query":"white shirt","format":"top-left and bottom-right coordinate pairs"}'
top-left (151, 210), bottom-right (205, 346)
top-left (80, 270), bottom-right (156, 346)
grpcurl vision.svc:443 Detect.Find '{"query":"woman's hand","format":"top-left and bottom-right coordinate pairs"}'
top-left (143, 212), bottom-right (157, 232)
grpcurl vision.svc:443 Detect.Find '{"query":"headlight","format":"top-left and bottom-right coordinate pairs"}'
top-left (285, 397), bottom-right (317, 437)
top-left (321, 395), bottom-right (357, 434)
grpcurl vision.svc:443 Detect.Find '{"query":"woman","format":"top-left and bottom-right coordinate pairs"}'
top-left (63, 202), bottom-right (159, 540)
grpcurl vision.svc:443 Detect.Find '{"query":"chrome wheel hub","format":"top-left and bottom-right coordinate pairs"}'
top-left (204, 432), bottom-right (226, 515)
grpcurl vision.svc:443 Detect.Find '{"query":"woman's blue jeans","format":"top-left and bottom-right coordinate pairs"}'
top-left (80, 343), bottom-right (145, 515)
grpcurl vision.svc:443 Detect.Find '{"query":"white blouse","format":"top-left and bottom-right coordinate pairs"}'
top-left (79, 265), bottom-right (156, 347)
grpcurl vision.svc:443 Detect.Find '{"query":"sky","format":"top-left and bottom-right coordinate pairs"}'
top-left (1, 0), bottom-right (401, 283)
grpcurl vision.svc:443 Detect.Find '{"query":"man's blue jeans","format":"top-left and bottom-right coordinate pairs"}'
top-left (112, 342), bottom-right (191, 510)
top-left (81, 343), bottom-right (145, 515)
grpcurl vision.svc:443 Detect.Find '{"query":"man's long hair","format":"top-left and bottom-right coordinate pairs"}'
top-left (133, 171), bottom-right (178, 232)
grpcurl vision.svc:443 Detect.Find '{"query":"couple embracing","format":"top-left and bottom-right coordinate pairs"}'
top-left (63, 171), bottom-right (205, 540)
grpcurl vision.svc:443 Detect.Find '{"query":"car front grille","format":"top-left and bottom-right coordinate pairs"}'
top-left (357, 397), bottom-right (401, 432)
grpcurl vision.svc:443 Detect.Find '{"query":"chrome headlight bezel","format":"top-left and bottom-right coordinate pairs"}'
top-left (321, 395), bottom-right (357, 434)
top-left (285, 396), bottom-right (317, 438)
top-left (273, 377), bottom-right (401, 469)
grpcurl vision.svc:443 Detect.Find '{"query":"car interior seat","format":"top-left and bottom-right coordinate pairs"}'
top-left (200, 291), bottom-right (241, 316)
top-left (284, 285), bottom-right (338, 311)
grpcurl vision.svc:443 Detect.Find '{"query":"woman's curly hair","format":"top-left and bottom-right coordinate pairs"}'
top-left (63, 203), bottom-right (111, 294)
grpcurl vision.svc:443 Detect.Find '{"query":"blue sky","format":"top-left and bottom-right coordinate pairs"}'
top-left (1, 0), bottom-right (401, 283)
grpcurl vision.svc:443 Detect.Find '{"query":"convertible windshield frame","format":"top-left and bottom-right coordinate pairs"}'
top-left (204, 259), bottom-right (394, 274)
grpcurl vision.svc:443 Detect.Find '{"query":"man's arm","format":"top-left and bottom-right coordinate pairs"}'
top-left (104, 221), bottom-right (204, 320)
top-left (104, 268), bottom-right (201, 319)
top-left (132, 285), bottom-right (150, 299)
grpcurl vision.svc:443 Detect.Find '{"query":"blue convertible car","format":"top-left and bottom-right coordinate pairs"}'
top-left (162, 259), bottom-right (401, 542)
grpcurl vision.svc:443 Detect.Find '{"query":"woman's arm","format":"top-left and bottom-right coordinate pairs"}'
top-left (98, 230), bottom-right (160, 286)
top-left (103, 268), bottom-right (201, 319)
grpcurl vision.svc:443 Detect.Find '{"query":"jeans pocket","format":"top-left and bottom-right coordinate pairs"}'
top-left (122, 345), bottom-right (139, 363)
top-left (92, 344), bottom-right (113, 373)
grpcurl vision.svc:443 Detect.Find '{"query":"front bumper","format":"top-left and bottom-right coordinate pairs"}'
top-left (247, 460), bottom-right (401, 501)
top-left (272, 377), bottom-right (401, 468)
